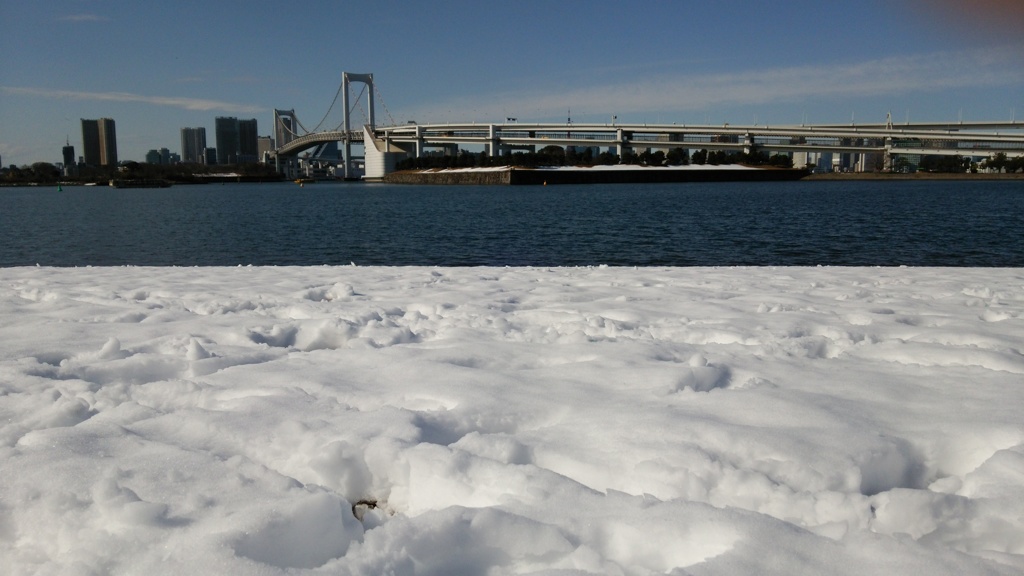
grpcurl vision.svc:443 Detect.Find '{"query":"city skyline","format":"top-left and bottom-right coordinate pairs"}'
top-left (1, 1), bottom-right (1023, 166)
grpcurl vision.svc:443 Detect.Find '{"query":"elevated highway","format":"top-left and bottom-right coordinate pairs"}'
top-left (274, 130), bottom-right (363, 157)
top-left (375, 121), bottom-right (1024, 159)
top-left (271, 72), bottom-right (1024, 178)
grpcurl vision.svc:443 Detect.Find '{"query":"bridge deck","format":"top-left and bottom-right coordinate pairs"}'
top-left (273, 122), bottom-right (1024, 159)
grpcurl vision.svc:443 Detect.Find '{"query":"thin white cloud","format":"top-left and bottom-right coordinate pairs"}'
top-left (405, 47), bottom-right (1024, 122)
top-left (59, 14), bottom-right (109, 22)
top-left (0, 86), bottom-right (265, 114)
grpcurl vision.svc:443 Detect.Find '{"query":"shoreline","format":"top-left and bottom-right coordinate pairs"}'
top-left (804, 171), bottom-right (1024, 181)
top-left (382, 165), bottom-right (810, 185)
top-left (382, 166), bottom-right (1024, 185)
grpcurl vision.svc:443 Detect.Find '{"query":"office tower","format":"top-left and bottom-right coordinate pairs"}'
top-left (180, 127), bottom-right (207, 163)
top-left (82, 119), bottom-right (100, 166)
top-left (62, 139), bottom-right (75, 167)
top-left (62, 139), bottom-right (76, 176)
top-left (146, 150), bottom-right (162, 164)
top-left (98, 118), bottom-right (117, 165)
top-left (83, 118), bottom-right (118, 166)
top-left (238, 119), bottom-right (258, 163)
top-left (215, 117), bottom-right (240, 164)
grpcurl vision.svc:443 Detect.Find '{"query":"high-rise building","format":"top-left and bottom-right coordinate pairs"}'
top-left (180, 127), bottom-right (207, 163)
top-left (257, 136), bottom-right (275, 163)
top-left (62, 139), bottom-right (75, 168)
top-left (238, 119), bottom-right (258, 163)
top-left (82, 118), bottom-right (118, 166)
top-left (62, 140), bottom-right (77, 177)
top-left (81, 119), bottom-right (100, 166)
top-left (215, 117), bottom-right (259, 164)
top-left (215, 117), bottom-right (240, 164)
top-left (98, 118), bottom-right (117, 166)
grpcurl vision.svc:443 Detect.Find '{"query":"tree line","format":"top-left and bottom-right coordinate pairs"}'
top-left (1, 161), bottom-right (283, 185)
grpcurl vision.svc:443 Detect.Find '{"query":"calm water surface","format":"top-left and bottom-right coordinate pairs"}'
top-left (1, 180), bottom-right (1022, 266)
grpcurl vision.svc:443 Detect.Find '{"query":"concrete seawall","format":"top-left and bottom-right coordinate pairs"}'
top-left (383, 167), bottom-right (809, 185)
top-left (382, 170), bottom-right (512, 185)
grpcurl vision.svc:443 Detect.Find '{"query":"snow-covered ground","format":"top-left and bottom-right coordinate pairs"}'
top-left (1, 266), bottom-right (1022, 575)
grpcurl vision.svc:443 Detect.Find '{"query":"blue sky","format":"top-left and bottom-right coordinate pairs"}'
top-left (2, 0), bottom-right (1023, 166)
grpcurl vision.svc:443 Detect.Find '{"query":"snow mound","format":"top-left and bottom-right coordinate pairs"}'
top-left (1, 266), bottom-right (1022, 575)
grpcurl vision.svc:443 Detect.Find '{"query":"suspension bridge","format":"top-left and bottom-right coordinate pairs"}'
top-left (270, 72), bottom-right (1024, 180)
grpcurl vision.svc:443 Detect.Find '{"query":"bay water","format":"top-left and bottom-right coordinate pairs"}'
top-left (1, 180), bottom-right (1021, 267)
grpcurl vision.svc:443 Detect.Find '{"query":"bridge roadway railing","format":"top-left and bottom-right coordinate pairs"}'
top-left (274, 122), bottom-right (1024, 162)
top-left (272, 129), bottom-right (364, 157)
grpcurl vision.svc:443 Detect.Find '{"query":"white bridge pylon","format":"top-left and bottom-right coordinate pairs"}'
top-left (271, 72), bottom-right (376, 179)
top-left (342, 72), bottom-right (374, 179)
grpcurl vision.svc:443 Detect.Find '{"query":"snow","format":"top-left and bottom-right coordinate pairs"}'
top-left (1, 265), bottom-right (1022, 575)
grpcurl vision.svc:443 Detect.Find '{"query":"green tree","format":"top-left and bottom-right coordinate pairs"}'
top-left (983, 152), bottom-right (1008, 172)
top-left (30, 162), bottom-right (59, 182)
top-left (666, 148), bottom-right (689, 166)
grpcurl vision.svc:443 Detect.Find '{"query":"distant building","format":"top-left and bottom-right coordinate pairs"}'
top-left (62, 139), bottom-right (76, 176)
top-left (180, 127), bottom-right (207, 163)
top-left (98, 118), bottom-right (117, 166)
top-left (81, 120), bottom-right (100, 166)
top-left (215, 117), bottom-right (240, 164)
top-left (203, 147), bottom-right (218, 165)
top-left (238, 119), bottom-right (259, 164)
top-left (215, 117), bottom-right (259, 164)
top-left (81, 118), bottom-right (118, 166)
top-left (257, 136), bottom-right (275, 163)
top-left (144, 148), bottom-right (175, 165)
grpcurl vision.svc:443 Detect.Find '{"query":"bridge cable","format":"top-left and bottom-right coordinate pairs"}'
top-left (348, 84), bottom-right (370, 128)
top-left (281, 116), bottom-right (307, 138)
top-left (307, 79), bottom-right (346, 134)
top-left (373, 83), bottom-right (398, 127)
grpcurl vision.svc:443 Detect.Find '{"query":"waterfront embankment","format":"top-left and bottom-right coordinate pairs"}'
top-left (383, 166), bottom-right (809, 185)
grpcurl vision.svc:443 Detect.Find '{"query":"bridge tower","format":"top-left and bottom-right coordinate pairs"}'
top-left (273, 109), bottom-right (298, 176)
top-left (274, 109), bottom-right (298, 148)
top-left (342, 72), bottom-right (375, 179)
